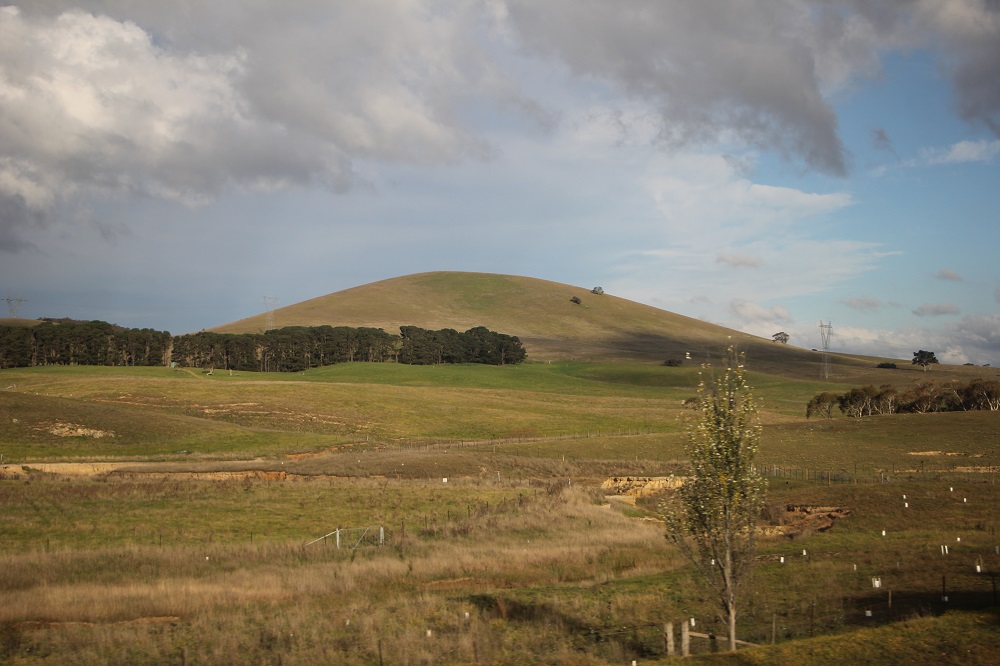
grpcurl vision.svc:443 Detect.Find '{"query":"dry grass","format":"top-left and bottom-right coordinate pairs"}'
top-left (0, 483), bottom-right (681, 664)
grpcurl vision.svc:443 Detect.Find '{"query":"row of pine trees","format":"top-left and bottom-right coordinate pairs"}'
top-left (0, 321), bottom-right (526, 371)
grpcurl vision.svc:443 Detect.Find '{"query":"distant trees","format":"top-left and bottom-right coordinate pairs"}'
top-left (912, 350), bottom-right (939, 371)
top-left (174, 325), bottom-right (524, 370)
top-left (0, 321), bottom-right (525, 371)
top-left (171, 326), bottom-right (398, 372)
top-left (805, 392), bottom-right (838, 419)
top-left (0, 320), bottom-right (171, 369)
top-left (772, 332), bottom-right (789, 344)
top-left (591, 286), bottom-right (604, 295)
top-left (570, 296), bottom-right (582, 304)
top-left (397, 326), bottom-right (525, 365)
top-left (806, 378), bottom-right (999, 417)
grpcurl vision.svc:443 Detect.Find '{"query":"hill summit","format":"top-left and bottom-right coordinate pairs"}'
top-left (213, 271), bottom-right (828, 372)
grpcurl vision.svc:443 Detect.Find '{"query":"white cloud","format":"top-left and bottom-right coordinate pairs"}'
top-left (918, 139), bottom-right (1000, 165)
top-left (823, 314), bottom-right (1000, 366)
top-left (0, 4), bottom-right (521, 249)
top-left (729, 299), bottom-right (792, 329)
top-left (604, 151), bottom-right (872, 314)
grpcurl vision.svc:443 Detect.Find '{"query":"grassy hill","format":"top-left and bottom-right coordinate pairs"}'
top-left (213, 271), bottom-right (883, 378)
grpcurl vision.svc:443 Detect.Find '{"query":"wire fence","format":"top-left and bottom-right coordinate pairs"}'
top-left (305, 526), bottom-right (385, 549)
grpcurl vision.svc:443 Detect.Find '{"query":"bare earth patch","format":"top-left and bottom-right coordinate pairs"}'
top-left (761, 505), bottom-right (852, 538)
top-left (600, 476), bottom-right (685, 497)
top-left (37, 422), bottom-right (116, 438)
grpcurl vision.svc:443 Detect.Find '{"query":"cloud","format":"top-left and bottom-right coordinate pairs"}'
top-left (504, 0), bottom-right (851, 175)
top-left (716, 253), bottom-right (762, 269)
top-left (730, 299), bottom-right (792, 326)
top-left (953, 314), bottom-right (1000, 364)
top-left (0, 4), bottom-right (519, 250)
top-left (912, 302), bottom-right (961, 317)
top-left (603, 151), bottom-right (877, 320)
top-left (841, 297), bottom-right (893, 313)
top-left (872, 128), bottom-right (899, 160)
top-left (934, 268), bottom-right (963, 281)
top-left (918, 139), bottom-right (1000, 165)
top-left (0, 192), bottom-right (43, 252)
top-left (914, 1), bottom-right (1000, 136)
top-left (828, 313), bottom-right (1000, 366)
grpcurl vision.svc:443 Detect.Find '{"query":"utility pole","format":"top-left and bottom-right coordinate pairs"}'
top-left (261, 295), bottom-right (279, 332)
top-left (819, 321), bottom-right (833, 379)
top-left (4, 293), bottom-right (26, 318)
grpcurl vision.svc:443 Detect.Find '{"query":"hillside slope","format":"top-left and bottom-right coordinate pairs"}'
top-left (213, 271), bottom-right (866, 377)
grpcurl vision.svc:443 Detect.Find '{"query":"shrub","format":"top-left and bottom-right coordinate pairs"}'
top-left (876, 362), bottom-right (897, 369)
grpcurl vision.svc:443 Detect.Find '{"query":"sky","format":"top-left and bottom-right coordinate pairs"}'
top-left (1, 1), bottom-right (998, 365)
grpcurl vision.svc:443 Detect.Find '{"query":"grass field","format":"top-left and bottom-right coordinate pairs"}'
top-left (2, 355), bottom-right (1000, 664)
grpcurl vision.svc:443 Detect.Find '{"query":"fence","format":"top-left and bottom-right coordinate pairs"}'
top-left (757, 463), bottom-right (999, 485)
top-left (306, 526), bottom-right (385, 549)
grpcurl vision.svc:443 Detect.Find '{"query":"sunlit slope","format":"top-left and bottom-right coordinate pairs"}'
top-left (212, 271), bottom-right (862, 376)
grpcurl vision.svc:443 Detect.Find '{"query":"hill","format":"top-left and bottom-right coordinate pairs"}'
top-left (213, 271), bottom-right (870, 377)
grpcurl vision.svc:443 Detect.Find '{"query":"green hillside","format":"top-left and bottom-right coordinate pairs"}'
top-left (213, 271), bottom-right (875, 378)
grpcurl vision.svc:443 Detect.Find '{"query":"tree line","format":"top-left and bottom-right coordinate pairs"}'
top-left (0, 321), bottom-right (526, 371)
top-left (0, 319), bottom-right (172, 369)
top-left (397, 325), bottom-right (526, 366)
top-left (806, 378), bottom-right (1000, 418)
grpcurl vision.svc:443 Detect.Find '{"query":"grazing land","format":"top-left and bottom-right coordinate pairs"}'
top-left (2, 273), bottom-right (999, 664)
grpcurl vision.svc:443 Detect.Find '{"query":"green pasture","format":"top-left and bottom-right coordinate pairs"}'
top-left (0, 473), bottom-right (529, 554)
top-left (3, 363), bottom-right (998, 466)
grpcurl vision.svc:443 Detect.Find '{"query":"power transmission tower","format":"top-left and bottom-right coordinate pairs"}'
top-left (819, 321), bottom-right (833, 379)
top-left (4, 293), bottom-right (26, 318)
top-left (261, 295), bottom-right (279, 332)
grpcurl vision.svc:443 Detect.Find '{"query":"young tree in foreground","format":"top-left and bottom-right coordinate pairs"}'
top-left (665, 346), bottom-right (766, 652)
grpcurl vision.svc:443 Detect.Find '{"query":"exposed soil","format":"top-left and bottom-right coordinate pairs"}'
top-left (600, 475), bottom-right (685, 497)
top-left (35, 422), bottom-right (116, 438)
top-left (763, 504), bottom-right (852, 538)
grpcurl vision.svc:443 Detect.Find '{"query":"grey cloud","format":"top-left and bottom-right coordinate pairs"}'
top-left (6, 0), bottom-right (1000, 254)
top-left (934, 269), bottom-right (963, 281)
top-left (0, 193), bottom-right (42, 252)
top-left (953, 314), bottom-right (1000, 364)
top-left (505, 0), bottom-right (849, 175)
top-left (913, 302), bottom-right (961, 317)
top-left (872, 128), bottom-right (900, 160)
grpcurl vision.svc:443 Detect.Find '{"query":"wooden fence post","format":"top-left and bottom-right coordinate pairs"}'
top-left (664, 622), bottom-right (674, 656)
top-left (681, 621), bottom-right (690, 657)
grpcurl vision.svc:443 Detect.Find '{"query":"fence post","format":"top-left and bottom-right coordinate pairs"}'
top-left (681, 621), bottom-right (690, 657)
top-left (336, 528), bottom-right (340, 550)
top-left (664, 622), bottom-right (674, 656)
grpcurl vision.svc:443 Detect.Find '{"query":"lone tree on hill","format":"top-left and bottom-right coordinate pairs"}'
top-left (664, 346), bottom-right (765, 652)
top-left (912, 350), bottom-right (939, 371)
top-left (771, 331), bottom-right (789, 344)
